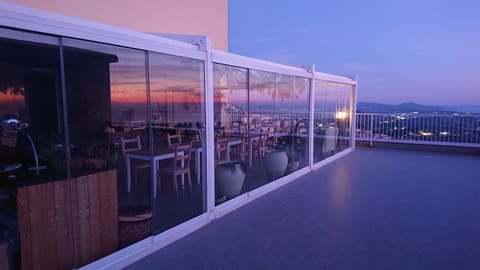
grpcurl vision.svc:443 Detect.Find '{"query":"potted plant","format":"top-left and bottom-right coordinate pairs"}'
top-left (215, 160), bottom-right (246, 201)
top-left (285, 146), bottom-right (301, 175)
top-left (263, 148), bottom-right (288, 180)
top-left (83, 144), bottom-right (109, 169)
top-left (41, 144), bottom-right (84, 171)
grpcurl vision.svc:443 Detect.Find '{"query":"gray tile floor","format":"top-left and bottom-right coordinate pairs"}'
top-left (125, 147), bottom-right (480, 270)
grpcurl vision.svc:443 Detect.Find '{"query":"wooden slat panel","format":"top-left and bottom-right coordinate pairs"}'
top-left (74, 174), bottom-right (92, 266)
top-left (19, 182), bottom-right (59, 270)
top-left (43, 182), bottom-right (59, 268)
top-left (53, 181), bottom-right (74, 269)
top-left (17, 188), bottom-right (33, 270)
top-left (98, 170), bottom-right (118, 255)
top-left (70, 176), bottom-right (80, 269)
top-left (72, 169), bottom-right (119, 267)
top-left (87, 172), bottom-right (101, 263)
top-left (28, 183), bottom-right (50, 270)
top-left (17, 169), bottom-right (118, 269)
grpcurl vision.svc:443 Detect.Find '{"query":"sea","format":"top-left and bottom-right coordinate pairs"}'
top-left (444, 105), bottom-right (480, 114)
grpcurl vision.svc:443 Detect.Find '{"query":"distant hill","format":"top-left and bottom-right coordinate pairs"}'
top-left (357, 102), bottom-right (447, 113)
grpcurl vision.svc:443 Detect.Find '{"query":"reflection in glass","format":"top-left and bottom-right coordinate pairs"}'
top-left (63, 38), bottom-right (150, 266)
top-left (213, 63), bottom-right (248, 204)
top-left (247, 70), bottom-right (310, 191)
top-left (149, 52), bottom-right (206, 233)
top-left (313, 80), bottom-right (352, 163)
top-left (0, 31), bottom-right (67, 270)
top-left (213, 67), bottom-right (311, 199)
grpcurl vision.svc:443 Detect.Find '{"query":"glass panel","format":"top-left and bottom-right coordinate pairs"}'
top-left (248, 71), bottom-right (309, 188)
top-left (336, 84), bottom-right (352, 151)
top-left (213, 63), bottom-right (248, 204)
top-left (247, 69), bottom-right (275, 189)
top-left (313, 80), bottom-right (352, 163)
top-left (63, 38), bottom-right (150, 267)
top-left (0, 30), bottom-right (69, 269)
top-left (276, 76), bottom-right (310, 175)
top-left (149, 52), bottom-right (206, 233)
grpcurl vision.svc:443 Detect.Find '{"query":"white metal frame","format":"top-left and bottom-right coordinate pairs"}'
top-left (350, 76), bottom-right (359, 149)
top-left (212, 49), bottom-right (312, 78)
top-left (0, 2), bottom-right (358, 269)
top-left (308, 64), bottom-right (316, 169)
top-left (0, 2), bottom-right (206, 60)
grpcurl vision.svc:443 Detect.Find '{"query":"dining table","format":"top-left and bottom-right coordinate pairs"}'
top-left (125, 132), bottom-right (282, 197)
top-left (125, 146), bottom-right (184, 198)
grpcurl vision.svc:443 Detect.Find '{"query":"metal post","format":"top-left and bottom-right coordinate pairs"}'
top-left (370, 114), bottom-right (374, 147)
top-left (308, 65), bottom-right (315, 167)
top-left (349, 75), bottom-right (358, 149)
top-left (202, 37), bottom-right (215, 215)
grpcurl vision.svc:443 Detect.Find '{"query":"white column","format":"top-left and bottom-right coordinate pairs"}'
top-left (349, 76), bottom-right (358, 149)
top-left (308, 65), bottom-right (315, 168)
top-left (203, 37), bottom-right (216, 216)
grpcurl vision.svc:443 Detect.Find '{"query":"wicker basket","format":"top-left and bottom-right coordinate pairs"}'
top-left (118, 205), bottom-right (152, 248)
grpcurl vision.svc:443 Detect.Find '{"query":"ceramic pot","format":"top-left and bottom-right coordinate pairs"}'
top-left (263, 150), bottom-right (288, 180)
top-left (285, 160), bottom-right (300, 175)
top-left (215, 161), bottom-right (246, 199)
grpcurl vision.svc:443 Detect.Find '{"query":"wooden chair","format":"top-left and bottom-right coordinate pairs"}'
top-left (215, 135), bottom-right (229, 163)
top-left (252, 132), bottom-right (268, 161)
top-left (158, 142), bottom-right (193, 196)
top-left (191, 129), bottom-right (202, 143)
top-left (266, 127), bottom-right (278, 149)
top-left (230, 133), bottom-right (248, 162)
top-left (121, 136), bottom-right (150, 186)
top-left (223, 127), bottom-right (233, 138)
top-left (167, 133), bottom-right (183, 147)
top-left (239, 124), bottom-right (248, 135)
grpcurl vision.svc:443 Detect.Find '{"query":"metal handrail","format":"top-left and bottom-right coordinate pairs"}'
top-left (356, 112), bottom-right (480, 147)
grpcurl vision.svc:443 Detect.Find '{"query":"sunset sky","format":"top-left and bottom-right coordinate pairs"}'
top-left (229, 0), bottom-right (480, 106)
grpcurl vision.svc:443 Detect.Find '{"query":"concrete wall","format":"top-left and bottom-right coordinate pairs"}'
top-left (5, 0), bottom-right (228, 51)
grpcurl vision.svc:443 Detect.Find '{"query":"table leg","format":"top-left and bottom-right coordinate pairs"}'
top-left (249, 137), bottom-right (255, 166)
top-left (126, 157), bottom-right (131, 192)
top-left (196, 149), bottom-right (201, 184)
top-left (181, 152), bottom-right (185, 186)
top-left (153, 159), bottom-right (158, 198)
top-left (226, 145), bottom-right (231, 161)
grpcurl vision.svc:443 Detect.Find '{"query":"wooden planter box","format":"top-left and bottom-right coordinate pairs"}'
top-left (17, 169), bottom-right (118, 270)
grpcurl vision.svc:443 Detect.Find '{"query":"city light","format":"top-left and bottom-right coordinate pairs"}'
top-left (335, 111), bottom-right (347, 120)
top-left (440, 131), bottom-right (448, 136)
top-left (419, 131), bottom-right (432, 136)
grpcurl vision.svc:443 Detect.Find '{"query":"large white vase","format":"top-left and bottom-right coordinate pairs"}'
top-left (263, 150), bottom-right (288, 180)
top-left (215, 161), bottom-right (246, 199)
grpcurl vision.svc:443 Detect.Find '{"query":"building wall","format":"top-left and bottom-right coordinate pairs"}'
top-left (5, 0), bottom-right (228, 50)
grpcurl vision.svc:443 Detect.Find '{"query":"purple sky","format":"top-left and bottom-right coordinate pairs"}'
top-left (229, 0), bottom-right (480, 106)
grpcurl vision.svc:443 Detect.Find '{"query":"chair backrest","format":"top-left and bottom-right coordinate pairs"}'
top-left (239, 133), bottom-right (249, 160)
top-left (172, 142), bottom-right (192, 169)
top-left (215, 136), bottom-right (229, 162)
top-left (192, 129), bottom-right (202, 142)
top-left (223, 127), bottom-right (232, 138)
top-left (239, 124), bottom-right (248, 134)
top-left (120, 136), bottom-right (142, 155)
top-left (257, 133), bottom-right (268, 149)
top-left (167, 133), bottom-right (183, 147)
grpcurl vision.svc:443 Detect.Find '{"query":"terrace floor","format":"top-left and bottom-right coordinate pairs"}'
top-left (124, 147), bottom-right (480, 270)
